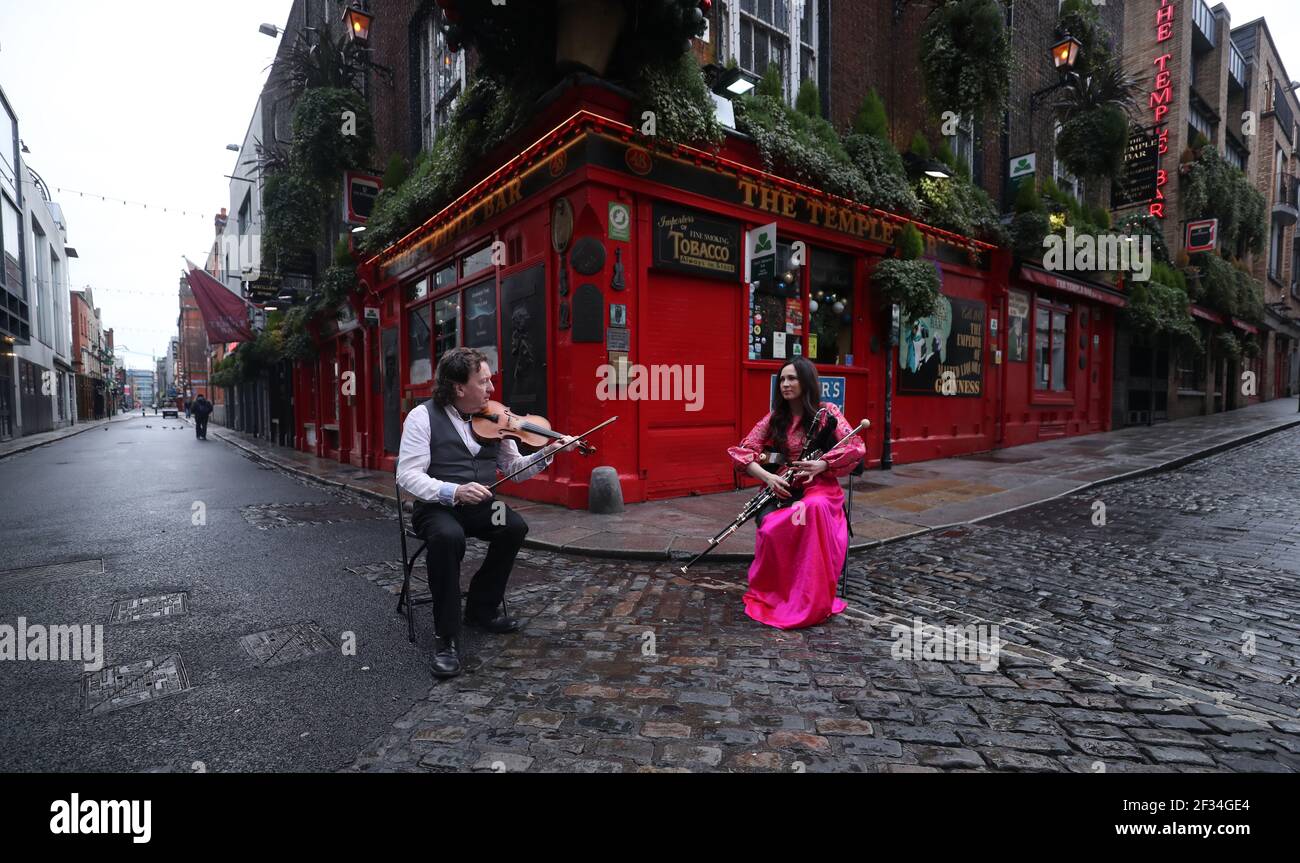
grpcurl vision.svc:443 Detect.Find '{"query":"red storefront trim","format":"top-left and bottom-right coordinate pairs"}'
top-left (1190, 304), bottom-right (1226, 325)
top-left (1018, 265), bottom-right (1127, 308)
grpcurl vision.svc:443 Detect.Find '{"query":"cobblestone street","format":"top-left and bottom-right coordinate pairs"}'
top-left (348, 429), bottom-right (1300, 773)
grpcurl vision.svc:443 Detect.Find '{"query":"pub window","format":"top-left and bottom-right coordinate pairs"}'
top-left (1178, 348), bottom-right (1205, 391)
top-left (408, 303), bottom-right (432, 385)
top-left (1034, 300), bottom-right (1070, 391)
top-left (461, 244), bottom-right (494, 279)
top-left (463, 280), bottom-right (499, 375)
top-left (407, 276), bottom-right (428, 303)
top-left (434, 262), bottom-right (456, 291)
top-left (738, 0), bottom-right (793, 102)
top-left (434, 292), bottom-right (461, 362)
top-left (808, 247), bottom-right (854, 365)
top-left (748, 240), bottom-right (804, 362)
top-left (414, 10), bottom-right (466, 153)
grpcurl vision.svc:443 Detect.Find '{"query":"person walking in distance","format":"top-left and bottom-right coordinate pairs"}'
top-left (191, 392), bottom-right (212, 440)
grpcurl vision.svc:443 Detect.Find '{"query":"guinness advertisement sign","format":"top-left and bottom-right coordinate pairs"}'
top-left (651, 204), bottom-right (741, 280)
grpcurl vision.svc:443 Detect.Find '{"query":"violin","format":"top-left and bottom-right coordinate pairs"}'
top-left (470, 400), bottom-right (596, 456)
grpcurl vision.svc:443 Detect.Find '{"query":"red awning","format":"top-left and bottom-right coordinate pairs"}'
top-left (1018, 265), bottom-right (1128, 308)
top-left (1190, 304), bottom-right (1227, 325)
top-left (1231, 317), bottom-right (1259, 334)
top-left (184, 261), bottom-right (254, 343)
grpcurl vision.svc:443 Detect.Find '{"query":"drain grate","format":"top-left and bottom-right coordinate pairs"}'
top-left (240, 622), bottom-right (335, 667)
top-left (0, 558), bottom-right (103, 589)
top-left (82, 654), bottom-right (191, 714)
top-left (111, 592), bottom-right (190, 624)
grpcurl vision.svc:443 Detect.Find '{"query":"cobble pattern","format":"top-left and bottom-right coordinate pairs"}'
top-left (345, 432), bottom-right (1300, 772)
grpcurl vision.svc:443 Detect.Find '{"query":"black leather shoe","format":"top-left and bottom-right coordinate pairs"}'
top-left (463, 609), bottom-right (521, 634)
top-left (431, 636), bottom-right (461, 678)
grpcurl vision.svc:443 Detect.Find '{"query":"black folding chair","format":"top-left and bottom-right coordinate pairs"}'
top-left (394, 481), bottom-right (513, 646)
top-left (395, 481), bottom-right (433, 644)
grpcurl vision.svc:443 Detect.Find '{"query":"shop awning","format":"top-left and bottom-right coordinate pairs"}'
top-left (1231, 317), bottom-right (1259, 334)
top-left (1018, 265), bottom-right (1128, 307)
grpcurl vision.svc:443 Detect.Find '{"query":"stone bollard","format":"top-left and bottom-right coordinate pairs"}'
top-left (588, 466), bottom-right (625, 514)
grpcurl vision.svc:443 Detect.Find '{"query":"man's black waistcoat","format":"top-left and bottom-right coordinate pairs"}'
top-left (413, 400), bottom-right (498, 519)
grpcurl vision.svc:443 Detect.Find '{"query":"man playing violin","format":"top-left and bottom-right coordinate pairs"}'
top-left (397, 347), bottom-right (574, 678)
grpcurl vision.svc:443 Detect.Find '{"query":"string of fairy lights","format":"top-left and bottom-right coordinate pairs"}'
top-left (21, 176), bottom-right (219, 221)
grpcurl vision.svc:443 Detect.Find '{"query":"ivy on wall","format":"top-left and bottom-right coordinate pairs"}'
top-left (919, 0), bottom-right (1012, 119)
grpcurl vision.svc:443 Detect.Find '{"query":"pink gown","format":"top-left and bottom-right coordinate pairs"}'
top-left (727, 403), bottom-right (866, 629)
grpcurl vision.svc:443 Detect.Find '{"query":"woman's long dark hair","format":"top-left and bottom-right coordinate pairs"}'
top-left (768, 357), bottom-right (821, 451)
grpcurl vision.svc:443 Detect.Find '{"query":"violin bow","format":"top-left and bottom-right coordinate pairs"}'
top-left (486, 416), bottom-right (619, 490)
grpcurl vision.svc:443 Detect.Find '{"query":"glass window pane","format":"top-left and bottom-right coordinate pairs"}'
top-left (408, 304), bottom-right (432, 385)
top-left (740, 20), bottom-right (753, 72)
top-left (1035, 306), bottom-right (1050, 388)
top-left (461, 245), bottom-right (493, 278)
top-left (1051, 310), bottom-right (1067, 390)
top-left (407, 277), bottom-right (428, 302)
top-left (434, 263), bottom-right (456, 291)
top-left (434, 293), bottom-right (461, 362)
top-left (741, 0), bottom-right (755, 14)
top-left (809, 248), bottom-right (853, 365)
top-left (747, 241), bottom-right (802, 362)
top-left (758, 0), bottom-right (773, 24)
top-left (464, 280), bottom-right (498, 374)
top-left (755, 28), bottom-right (769, 75)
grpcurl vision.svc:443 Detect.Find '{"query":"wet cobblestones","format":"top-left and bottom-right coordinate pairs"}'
top-left (344, 431), bottom-right (1300, 772)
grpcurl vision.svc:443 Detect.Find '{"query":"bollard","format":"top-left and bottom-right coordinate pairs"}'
top-left (587, 466), bottom-right (625, 514)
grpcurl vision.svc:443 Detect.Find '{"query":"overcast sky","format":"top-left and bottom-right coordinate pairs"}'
top-left (0, 0), bottom-right (293, 369)
top-left (0, 1), bottom-right (1294, 371)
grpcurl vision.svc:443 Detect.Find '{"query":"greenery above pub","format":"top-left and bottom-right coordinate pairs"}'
top-left (919, 0), bottom-right (1012, 119)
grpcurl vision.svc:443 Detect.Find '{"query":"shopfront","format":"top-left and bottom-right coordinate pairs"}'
top-left (289, 85), bottom-right (1128, 509)
top-left (1000, 265), bottom-right (1122, 446)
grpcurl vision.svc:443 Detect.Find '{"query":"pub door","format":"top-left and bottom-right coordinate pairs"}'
top-left (639, 271), bottom-right (739, 499)
top-left (381, 327), bottom-right (401, 456)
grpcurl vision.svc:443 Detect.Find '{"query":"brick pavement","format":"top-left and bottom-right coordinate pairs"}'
top-left (343, 428), bottom-right (1300, 773)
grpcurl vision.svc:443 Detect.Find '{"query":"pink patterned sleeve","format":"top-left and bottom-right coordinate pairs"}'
top-left (820, 403), bottom-right (866, 477)
top-left (728, 411), bottom-right (773, 468)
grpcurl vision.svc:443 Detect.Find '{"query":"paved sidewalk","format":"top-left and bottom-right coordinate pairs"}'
top-left (0, 411), bottom-right (137, 460)
top-left (203, 398), bottom-right (1300, 562)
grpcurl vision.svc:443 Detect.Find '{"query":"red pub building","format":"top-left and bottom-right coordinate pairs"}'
top-left (292, 81), bottom-right (1122, 509)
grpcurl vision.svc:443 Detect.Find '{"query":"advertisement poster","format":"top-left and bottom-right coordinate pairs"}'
top-left (1007, 290), bottom-right (1029, 363)
top-left (898, 295), bottom-right (985, 397)
top-left (651, 204), bottom-right (741, 280)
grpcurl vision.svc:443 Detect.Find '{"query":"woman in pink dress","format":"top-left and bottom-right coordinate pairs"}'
top-left (727, 357), bottom-right (865, 629)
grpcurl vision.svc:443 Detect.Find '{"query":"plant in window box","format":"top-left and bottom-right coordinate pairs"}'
top-left (873, 222), bottom-right (941, 322)
top-left (1214, 330), bottom-right (1243, 364)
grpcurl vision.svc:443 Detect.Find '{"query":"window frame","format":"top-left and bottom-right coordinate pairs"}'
top-left (1032, 298), bottom-right (1073, 397)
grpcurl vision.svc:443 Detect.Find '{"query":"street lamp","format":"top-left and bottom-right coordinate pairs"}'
top-left (258, 23), bottom-right (283, 38)
top-left (1052, 34), bottom-right (1083, 70)
top-left (1030, 31), bottom-right (1084, 111)
top-left (343, 4), bottom-right (374, 45)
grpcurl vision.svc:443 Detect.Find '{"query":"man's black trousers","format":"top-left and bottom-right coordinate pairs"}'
top-left (195, 416), bottom-right (208, 438)
top-left (412, 499), bottom-right (528, 637)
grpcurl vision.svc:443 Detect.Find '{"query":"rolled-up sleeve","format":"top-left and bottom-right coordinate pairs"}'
top-left (396, 405), bottom-right (456, 504)
top-left (728, 411), bottom-right (773, 469)
top-left (820, 403), bottom-right (866, 477)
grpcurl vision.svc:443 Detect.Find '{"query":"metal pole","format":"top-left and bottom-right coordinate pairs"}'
top-left (882, 339), bottom-right (894, 470)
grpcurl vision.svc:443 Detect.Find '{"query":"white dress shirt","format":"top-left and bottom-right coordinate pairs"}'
top-left (396, 403), bottom-right (555, 505)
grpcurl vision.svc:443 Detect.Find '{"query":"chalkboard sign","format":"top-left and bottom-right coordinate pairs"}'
top-left (1112, 132), bottom-right (1160, 210)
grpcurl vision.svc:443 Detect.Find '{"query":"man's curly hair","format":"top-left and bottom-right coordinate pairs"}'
top-left (433, 347), bottom-right (490, 407)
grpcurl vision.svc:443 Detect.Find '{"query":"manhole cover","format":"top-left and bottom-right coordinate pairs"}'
top-left (82, 654), bottom-right (191, 714)
top-left (240, 501), bottom-right (389, 529)
top-left (240, 622), bottom-right (335, 667)
top-left (0, 558), bottom-right (103, 589)
top-left (111, 592), bottom-right (189, 624)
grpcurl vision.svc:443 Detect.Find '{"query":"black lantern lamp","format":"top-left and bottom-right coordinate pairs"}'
top-left (342, 4), bottom-right (373, 45)
top-left (1031, 31), bottom-right (1084, 111)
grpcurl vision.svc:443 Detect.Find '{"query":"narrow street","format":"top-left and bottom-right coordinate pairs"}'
top-left (4, 417), bottom-right (1295, 772)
